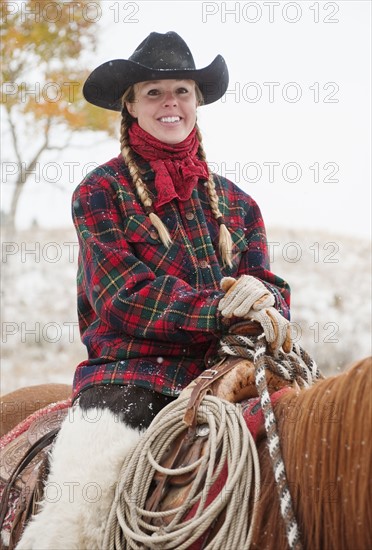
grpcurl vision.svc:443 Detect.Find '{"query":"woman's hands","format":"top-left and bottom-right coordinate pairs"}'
top-left (218, 275), bottom-right (274, 318)
top-left (218, 275), bottom-right (292, 354)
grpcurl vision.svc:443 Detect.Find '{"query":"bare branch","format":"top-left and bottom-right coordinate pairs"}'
top-left (4, 105), bottom-right (22, 166)
top-left (7, 119), bottom-right (53, 229)
top-left (47, 134), bottom-right (72, 151)
top-left (24, 133), bottom-right (50, 178)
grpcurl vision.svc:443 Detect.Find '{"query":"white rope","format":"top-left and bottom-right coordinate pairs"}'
top-left (218, 332), bottom-right (322, 550)
top-left (103, 395), bottom-right (260, 550)
top-left (219, 334), bottom-right (321, 388)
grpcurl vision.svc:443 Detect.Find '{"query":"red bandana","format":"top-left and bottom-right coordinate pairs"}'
top-left (128, 122), bottom-right (209, 208)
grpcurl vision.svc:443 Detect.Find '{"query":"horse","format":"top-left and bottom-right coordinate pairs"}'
top-left (1, 357), bottom-right (371, 549)
top-left (251, 356), bottom-right (371, 550)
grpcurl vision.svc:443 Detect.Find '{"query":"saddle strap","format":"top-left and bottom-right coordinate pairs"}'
top-left (146, 351), bottom-right (260, 514)
top-left (8, 455), bottom-right (48, 550)
top-left (146, 358), bottom-right (244, 514)
top-left (145, 429), bottom-right (197, 513)
top-left (0, 428), bottom-right (59, 538)
top-left (182, 322), bottom-right (263, 428)
top-left (182, 356), bottom-right (245, 427)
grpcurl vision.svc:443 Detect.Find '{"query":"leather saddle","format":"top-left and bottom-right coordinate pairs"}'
top-left (0, 406), bottom-right (69, 549)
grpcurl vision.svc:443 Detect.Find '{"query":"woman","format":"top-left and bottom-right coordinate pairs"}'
top-left (17, 32), bottom-right (291, 549)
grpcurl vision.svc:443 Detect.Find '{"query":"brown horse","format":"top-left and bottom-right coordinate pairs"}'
top-left (1, 358), bottom-right (371, 549)
top-left (251, 356), bottom-right (371, 550)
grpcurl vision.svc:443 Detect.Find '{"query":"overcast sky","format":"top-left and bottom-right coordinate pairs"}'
top-left (2, 1), bottom-right (371, 239)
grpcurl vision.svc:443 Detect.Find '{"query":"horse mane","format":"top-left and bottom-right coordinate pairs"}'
top-left (252, 356), bottom-right (372, 550)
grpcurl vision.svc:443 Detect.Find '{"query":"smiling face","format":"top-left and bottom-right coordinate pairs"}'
top-left (125, 79), bottom-right (198, 144)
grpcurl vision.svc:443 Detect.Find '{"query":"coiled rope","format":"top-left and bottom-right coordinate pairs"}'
top-left (103, 332), bottom-right (322, 550)
top-left (103, 394), bottom-right (260, 549)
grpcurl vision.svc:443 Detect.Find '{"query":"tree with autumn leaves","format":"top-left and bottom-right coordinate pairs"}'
top-left (1, 0), bottom-right (118, 229)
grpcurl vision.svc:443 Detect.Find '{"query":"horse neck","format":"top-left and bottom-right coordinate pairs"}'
top-left (251, 357), bottom-right (371, 550)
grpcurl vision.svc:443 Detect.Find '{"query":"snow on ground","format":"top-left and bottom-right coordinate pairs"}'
top-left (1, 226), bottom-right (371, 396)
top-left (266, 227), bottom-right (371, 373)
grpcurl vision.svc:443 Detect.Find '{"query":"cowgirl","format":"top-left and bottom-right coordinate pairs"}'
top-left (17, 32), bottom-right (291, 549)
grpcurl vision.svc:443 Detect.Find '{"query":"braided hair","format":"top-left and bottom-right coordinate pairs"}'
top-left (120, 85), bottom-right (233, 267)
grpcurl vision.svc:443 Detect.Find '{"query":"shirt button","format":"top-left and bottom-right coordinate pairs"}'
top-left (199, 260), bottom-right (209, 269)
top-left (185, 212), bottom-right (195, 220)
top-left (150, 230), bottom-right (158, 240)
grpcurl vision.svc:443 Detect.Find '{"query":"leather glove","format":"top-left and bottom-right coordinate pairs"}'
top-left (247, 307), bottom-right (292, 354)
top-left (218, 275), bottom-right (274, 318)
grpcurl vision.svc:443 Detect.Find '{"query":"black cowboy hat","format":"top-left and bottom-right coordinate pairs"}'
top-left (83, 31), bottom-right (229, 111)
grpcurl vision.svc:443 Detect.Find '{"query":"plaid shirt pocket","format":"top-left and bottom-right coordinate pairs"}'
top-left (122, 214), bottom-right (198, 281)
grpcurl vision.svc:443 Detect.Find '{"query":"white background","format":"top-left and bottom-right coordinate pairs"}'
top-left (2, 0), bottom-right (371, 240)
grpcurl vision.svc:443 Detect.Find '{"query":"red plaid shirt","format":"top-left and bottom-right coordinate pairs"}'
top-left (71, 154), bottom-right (290, 400)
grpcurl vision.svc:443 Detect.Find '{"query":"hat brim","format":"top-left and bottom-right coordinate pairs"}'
top-left (83, 54), bottom-right (229, 110)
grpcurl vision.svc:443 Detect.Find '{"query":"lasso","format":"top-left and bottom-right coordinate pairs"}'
top-left (103, 334), bottom-right (322, 549)
top-left (103, 393), bottom-right (260, 549)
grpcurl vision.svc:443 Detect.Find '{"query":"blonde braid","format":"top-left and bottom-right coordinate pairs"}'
top-left (120, 94), bottom-right (172, 248)
top-left (196, 126), bottom-right (234, 268)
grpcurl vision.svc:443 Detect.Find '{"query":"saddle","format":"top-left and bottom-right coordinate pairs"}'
top-left (0, 403), bottom-right (70, 549)
top-left (0, 323), bottom-right (293, 549)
